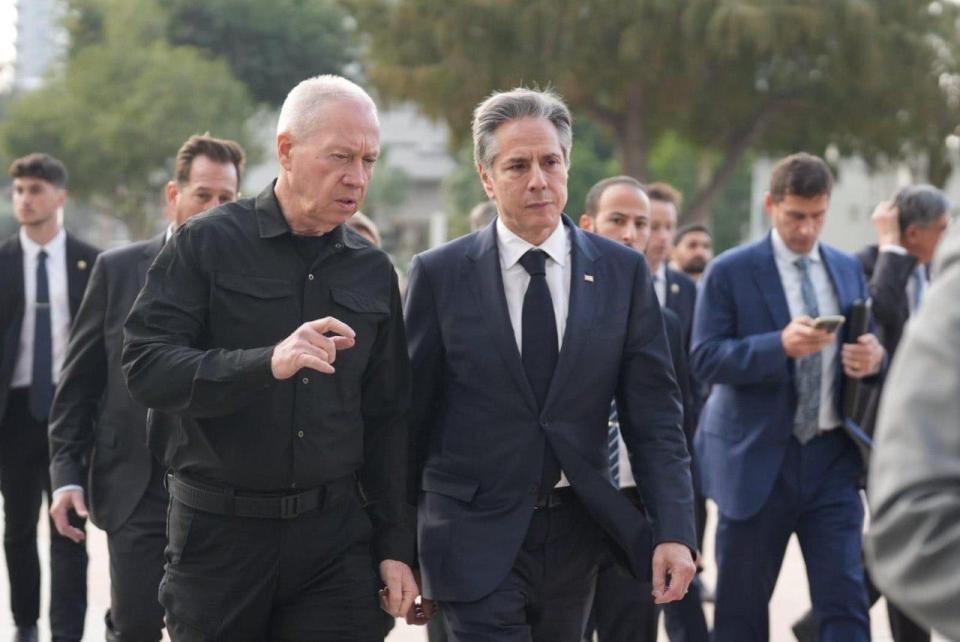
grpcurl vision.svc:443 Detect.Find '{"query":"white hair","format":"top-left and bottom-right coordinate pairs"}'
top-left (276, 75), bottom-right (378, 140)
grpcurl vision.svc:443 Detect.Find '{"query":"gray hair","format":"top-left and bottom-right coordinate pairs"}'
top-left (894, 184), bottom-right (951, 234)
top-left (276, 75), bottom-right (378, 140)
top-left (472, 87), bottom-right (573, 170)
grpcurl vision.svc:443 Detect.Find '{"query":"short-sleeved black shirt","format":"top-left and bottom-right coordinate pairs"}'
top-left (122, 182), bottom-right (411, 563)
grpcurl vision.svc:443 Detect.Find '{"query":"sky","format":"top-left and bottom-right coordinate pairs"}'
top-left (0, 1), bottom-right (16, 89)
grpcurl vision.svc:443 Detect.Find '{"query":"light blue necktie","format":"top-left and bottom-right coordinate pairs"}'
top-left (607, 401), bottom-right (620, 488)
top-left (794, 256), bottom-right (821, 444)
top-left (912, 265), bottom-right (925, 312)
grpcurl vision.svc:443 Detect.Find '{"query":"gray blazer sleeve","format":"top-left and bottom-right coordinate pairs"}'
top-left (865, 227), bottom-right (960, 641)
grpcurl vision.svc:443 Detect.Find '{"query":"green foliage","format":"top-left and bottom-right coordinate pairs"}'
top-left (165, 0), bottom-right (356, 105)
top-left (2, 0), bottom-right (257, 237)
top-left (347, 0), bottom-right (960, 226)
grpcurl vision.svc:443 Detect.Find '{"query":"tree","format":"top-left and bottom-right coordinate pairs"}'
top-left (165, 0), bottom-right (356, 105)
top-left (345, 0), bottom-right (960, 226)
top-left (2, 0), bottom-right (257, 238)
top-left (66, 0), bottom-right (356, 107)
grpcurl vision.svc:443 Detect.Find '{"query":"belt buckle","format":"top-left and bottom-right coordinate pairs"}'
top-left (280, 494), bottom-right (302, 519)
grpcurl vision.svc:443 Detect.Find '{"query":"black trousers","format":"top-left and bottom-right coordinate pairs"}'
top-left (440, 495), bottom-right (602, 642)
top-left (0, 389), bottom-right (87, 641)
top-left (160, 478), bottom-right (382, 641)
top-left (105, 461), bottom-right (168, 642)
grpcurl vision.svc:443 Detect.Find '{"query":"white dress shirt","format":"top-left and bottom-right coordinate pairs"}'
top-left (652, 262), bottom-right (667, 307)
top-left (11, 227), bottom-right (71, 388)
top-left (879, 244), bottom-right (926, 314)
top-left (771, 229), bottom-right (843, 431)
top-left (496, 218), bottom-right (570, 353)
top-left (496, 218), bottom-right (571, 487)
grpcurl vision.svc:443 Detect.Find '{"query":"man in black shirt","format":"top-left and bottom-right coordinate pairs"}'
top-left (122, 74), bottom-right (415, 641)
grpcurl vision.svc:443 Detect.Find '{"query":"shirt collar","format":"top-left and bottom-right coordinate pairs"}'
top-left (19, 226), bottom-right (66, 259)
top-left (255, 180), bottom-right (365, 250)
top-left (653, 262), bottom-right (667, 282)
top-left (496, 217), bottom-right (568, 269)
top-left (771, 228), bottom-right (821, 265)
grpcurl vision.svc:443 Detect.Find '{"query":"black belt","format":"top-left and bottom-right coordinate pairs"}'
top-left (167, 474), bottom-right (354, 520)
top-left (535, 486), bottom-right (576, 510)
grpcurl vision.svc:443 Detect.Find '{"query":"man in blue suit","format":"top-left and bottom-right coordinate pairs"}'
top-left (405, 88), bottom-right (698, 641)
top-left (691, 153), bottom-right (884, 642)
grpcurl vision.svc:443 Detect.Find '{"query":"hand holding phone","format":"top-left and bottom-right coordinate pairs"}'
top-left (811, 315), bottom-right (845, 333)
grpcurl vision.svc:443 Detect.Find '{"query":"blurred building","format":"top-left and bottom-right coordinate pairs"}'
top-left (11, 0), bottom-right (68, 91)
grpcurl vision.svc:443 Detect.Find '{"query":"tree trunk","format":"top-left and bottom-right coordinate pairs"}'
top-left (682, 101), bottom-right (783, 227)
top-left (616, 83), bottom-right (648, 180)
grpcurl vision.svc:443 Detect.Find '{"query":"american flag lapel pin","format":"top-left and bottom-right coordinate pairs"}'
top-left (584, 274), bottom-right (594, 283)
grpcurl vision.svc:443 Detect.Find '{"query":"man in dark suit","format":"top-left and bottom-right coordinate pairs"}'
top-left (1, 154), bottom-right (99, 642)
top-left (405, 88), bottom-right (697, 641)
top-left (691, 153), bottom-right (885, 642)
top-left (578, 175), bottom-right (706, 642)
top-left (644, 182), bottom-right (710, 642)
top-left (47, 135), bottom-right (245, 642)
top-left (792, 186), bottom-right (948, 642)
top-left (644, 183), bottom-right (698, 346)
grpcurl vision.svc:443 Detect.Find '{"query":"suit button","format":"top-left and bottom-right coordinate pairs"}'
top-left (539, 420), bottom-right (549, 428)
top-left (528, 484), bottom-right (538, 495)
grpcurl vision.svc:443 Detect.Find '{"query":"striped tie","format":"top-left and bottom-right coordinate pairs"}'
top-left (607, 400), bottom-right (620, 487)
top-left (793, 256), bottom-right (821, 444)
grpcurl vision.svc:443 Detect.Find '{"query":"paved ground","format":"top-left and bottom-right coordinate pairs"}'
top-left (0, 501), bottom-right (945, 641)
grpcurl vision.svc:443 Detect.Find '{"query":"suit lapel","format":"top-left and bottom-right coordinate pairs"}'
top-left (138, 234), bottom-right (165, 290)
top-left (65, 233), bottom-right (91, 319)
top-left (4, 237), bottom-right (25, 315)
top-left (819, 245), bottom-right (854, 312)
top-left (466, 222), bottom-right (539, 414)
top-left (751, 234), bottom-right (791, 329)
top-left (544, 218), bottom-right (599, 409)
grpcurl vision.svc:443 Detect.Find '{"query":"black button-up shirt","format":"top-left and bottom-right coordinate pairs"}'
top-left (122, 182), bottom-right (411, 563)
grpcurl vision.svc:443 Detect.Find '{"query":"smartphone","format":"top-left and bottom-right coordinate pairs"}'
top-left (812, 315), bottom-right (845, 333)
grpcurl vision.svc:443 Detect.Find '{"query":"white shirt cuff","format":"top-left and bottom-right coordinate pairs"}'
top-left (879, 244), bottom-right (907, 255)
top-left (52, 485), bottom-right (83, 498)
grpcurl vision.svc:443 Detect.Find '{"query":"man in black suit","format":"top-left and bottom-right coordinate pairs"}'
top-left (1, 154), bottom-right (99, 642)
top-left (405, 88), bottom-right (697, 641)
top-left (578, 175), bottom-right (706, 642)
top-left (47, 135), bottom-right (245, 642)
top-left (792, 185), bottom-right (949, 642)
top-left (644, 183), bottom-right (698, 346)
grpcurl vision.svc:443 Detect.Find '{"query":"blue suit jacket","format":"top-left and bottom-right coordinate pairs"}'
top-left (405, 217), bottom-right (696, 602)
top-left (690, 233), bottom-right (869, 520)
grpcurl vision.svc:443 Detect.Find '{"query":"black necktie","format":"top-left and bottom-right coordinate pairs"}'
top-left (29, 249), bottom-right (53, 422)
top-left (518, 249), bottom-right (562, 492)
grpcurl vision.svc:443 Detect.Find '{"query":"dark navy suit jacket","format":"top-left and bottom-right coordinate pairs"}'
top-left (690, 232), bottom-right (870, 521)
top-left (405, 217), bottom-right (696, 602)
top-left (664, 266), bottom-right (697, 348)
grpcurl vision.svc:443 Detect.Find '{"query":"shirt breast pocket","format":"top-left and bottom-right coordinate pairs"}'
top-left (329, 287), bottom-right (389, 368)
top-left (210, 273), bottom-right (297, 347)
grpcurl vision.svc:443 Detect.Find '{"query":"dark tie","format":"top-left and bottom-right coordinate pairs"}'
top-left (518, 249), bottom-right (562, 492)
top-left (608, 401), bottom-right (621, 488)
top-left (793, 256), bottom-right (821, 444)
top-left (29, 249), bottom-right (53, 422)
